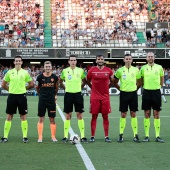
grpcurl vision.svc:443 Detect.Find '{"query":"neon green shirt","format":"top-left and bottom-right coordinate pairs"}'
top-left (4, 68), bottom-right (32, 94)
top-left (140, 64), bottom-right (164, 90)
top-left (115, 66), bottom-right (141, 92)
top-left (60, 67), bottom-right (85, 93)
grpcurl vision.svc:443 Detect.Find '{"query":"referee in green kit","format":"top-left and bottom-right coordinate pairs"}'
top-left (0, 56), bottom-right (34, 143)
top-left (140, 52), bottom-right (164, 143)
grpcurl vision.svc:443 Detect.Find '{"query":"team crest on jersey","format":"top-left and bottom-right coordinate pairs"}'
top-left (155, 70), bottom-right (158, 75)
top-left (105, 73), bottom-right (108, 76)
top-left (68, 75), bottom-right (72, 80)
top-left (42, 79), bottom-right (45, 81)
top-left (51, 78), bottom-right (54, 82)
top-left (131, 73), bottom-right (134, 78)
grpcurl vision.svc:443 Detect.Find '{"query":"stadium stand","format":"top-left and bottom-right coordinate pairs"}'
top-left (0, 0), bottom-right (44, 48)
top-left (51, 0), bottom-right (149, 48)
top-left (0, 0), bottom-right (169, 48)
top-left (144, 0), bottom-right (170, 48)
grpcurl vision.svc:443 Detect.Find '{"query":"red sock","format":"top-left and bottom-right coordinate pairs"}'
top-left (102, 114), bottom-right (109, 137)
top-left (91, 114), bottom-right (98, 136)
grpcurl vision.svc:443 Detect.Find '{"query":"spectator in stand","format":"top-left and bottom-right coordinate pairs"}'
top-left (21, 38), bottom-right (26, 47)
top-left (157, 28), bottom-right (162, 43)
top-left (166, 31), bottom-right (170, 41)
top-left (165, 41), bottom-right (170, 48)
top-left (150, 28), bottom-right (155, 38)
top-left (165, 71), bottom-right (170, 87)
top-left (146, 38), bottom-right (151, 48)
top-left (164, 68), bottom-right (169, 85)
top-left (3, 66), bottom-right (9, 75)
top-left (150, 37), bottom-right (156, 48)
top-left (132, 33), bottom-right (138, 46)
top-left (17, 28), bottom-right (22, 38)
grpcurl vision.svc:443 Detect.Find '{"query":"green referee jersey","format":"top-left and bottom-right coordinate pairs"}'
top-left (140, 63), bottom-right (164, 90)
top-left (60, 67), bottom-right (86, 93)
top-left (4, 68), bottom-right (32, 94)
top-left (115, 66), bottom-right (141, 92)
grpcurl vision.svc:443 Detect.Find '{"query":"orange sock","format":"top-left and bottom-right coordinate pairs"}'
top-left (50, 123), bottom-right (56, 139)
top-left (37, 122), bottom-right (43, 140)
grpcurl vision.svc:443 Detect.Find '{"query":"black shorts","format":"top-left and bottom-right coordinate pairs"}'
top-left (64, 92), bottom-right (84, 113)
top-left (119, 91), bottom-right (138, 112)
top-left (142, 89), bottom-right (162, 111)
top-left (6, 94), bottom-right (27, 115)
top-left (38, 97), bottom-right (56, 118)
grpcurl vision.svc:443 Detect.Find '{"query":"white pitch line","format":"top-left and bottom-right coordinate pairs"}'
top-left (56, 103), bottom-right (96, 170)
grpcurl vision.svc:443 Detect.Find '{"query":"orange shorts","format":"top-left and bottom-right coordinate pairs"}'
top-left (90, 98), bottom-right (111, 114)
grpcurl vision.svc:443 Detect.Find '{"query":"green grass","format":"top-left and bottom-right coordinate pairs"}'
top-left (0, 96), bottom-right (170, 170)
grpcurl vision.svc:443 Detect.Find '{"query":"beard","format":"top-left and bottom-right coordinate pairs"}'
top-left (97, 62), bottom-right (104, 66)
top-left (148, 59), bottom-right (154, 64)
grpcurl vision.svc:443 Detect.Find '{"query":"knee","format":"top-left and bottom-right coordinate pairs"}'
top-left (92, 114), bottom-right (98, 120)
top-left (66, 115), bottom-right (71, 120)
top-left (121, 112), bottom-right (127, 118)
top-left (153, 111), bottom-right (160, 119)
top-left (130, 111), bottom-right (136, 118)
top-left (6, 114), bottom-right (13, 121)
top-left (20, 114), bottom-right (27, 121)
top-left (38, 117), bottom-right (44, 123)
top-left (66, 113), bottom-right (72, 120)
top-left (144, 110), bottom-right (151, 118)
top-left (49, 117), bottom-right (55, 124)
top-left (77, 113), bottom-right (83, 120)
top-left (102, 114), bottom-right (108, 120)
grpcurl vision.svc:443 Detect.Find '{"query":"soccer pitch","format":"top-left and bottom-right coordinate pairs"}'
top-left (0, 95), bottom-right (170, 170)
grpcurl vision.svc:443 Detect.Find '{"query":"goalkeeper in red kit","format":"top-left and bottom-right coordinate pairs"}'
top-left (87, 54), bottom-right (114, 142)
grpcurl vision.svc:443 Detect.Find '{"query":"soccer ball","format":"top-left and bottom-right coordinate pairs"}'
top-left (70, 134), bottom-right (80, 144)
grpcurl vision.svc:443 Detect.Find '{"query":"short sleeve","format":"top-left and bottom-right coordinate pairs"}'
top-left (139, 67), bottom-right (144, 77)
top-left (87, 69), bottom-right (92, 80)
top-left (136, 68), bottom-right (141, 79)
top-left (114, 69), bottom-right (120, 79)
top-left (81, 69), bottom-right (86, 79)
top-left (4, 71), bottom-right (10, 82)
top-left (160, 66), bottom-right (164, 77)
top-left (60, 70), bottom-right (65, 80)
top-left (25, 72), bottom-right (32, 82)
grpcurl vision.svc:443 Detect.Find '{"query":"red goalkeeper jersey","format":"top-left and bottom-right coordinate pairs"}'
top-left (87, 66), bottom-right (113, 100)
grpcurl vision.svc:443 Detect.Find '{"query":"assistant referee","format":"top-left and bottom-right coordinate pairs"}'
top-left (0, 56), bottom-right (34, 143)
top-left (140, 52), bottom-right (164, 143)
